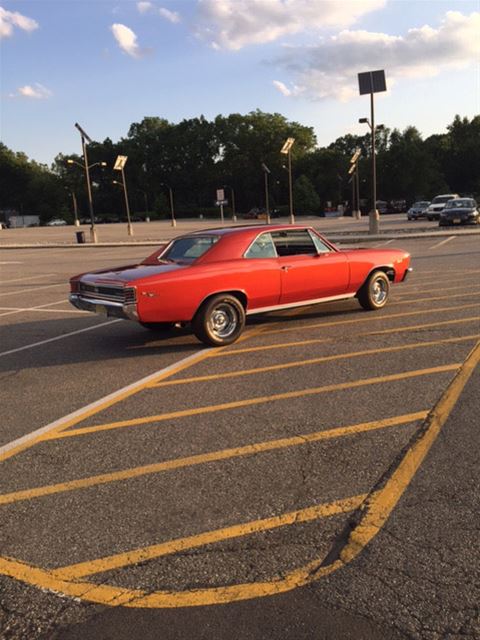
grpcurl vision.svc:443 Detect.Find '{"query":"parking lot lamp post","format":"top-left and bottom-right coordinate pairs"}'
top-left (113, 156), bottom-right (133, 236)
top-left (223, 185), bottom-right (236, 221)
top-left (261, 163), bottom-right (271, 224)
top-left (280, 138), bottom-right (295, 224)
top-left (72, 123), bottom-right (103, 243)
top-left (161, 184), bottom-right (176, 227)
top-left (65, 188), bottom-right (79, 226)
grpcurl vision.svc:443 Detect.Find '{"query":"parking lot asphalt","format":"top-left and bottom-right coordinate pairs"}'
top-left (0, 228), bottom-right (479, 639)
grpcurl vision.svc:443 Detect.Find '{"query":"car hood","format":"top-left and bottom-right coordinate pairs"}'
top-left (443, 208), bottom-right (475, 215)
top-left (80, 262), bottom-right (188, 284)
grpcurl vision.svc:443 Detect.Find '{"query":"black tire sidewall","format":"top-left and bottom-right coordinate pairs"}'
top-left (193, 294), bottom-right (246, 346)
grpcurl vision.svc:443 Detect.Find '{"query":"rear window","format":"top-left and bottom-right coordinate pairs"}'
top-left (160, 236), bottom-right (219, 262)
top-left (432, 196), bottom-right (456, 204)
top-left (271, 230), bottom-right (318, 256)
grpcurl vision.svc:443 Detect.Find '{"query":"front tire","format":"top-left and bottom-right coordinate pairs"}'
top-left (192, 294), bottom-right (245, 346)
top-left (357, 271), bottom-right (390, 310)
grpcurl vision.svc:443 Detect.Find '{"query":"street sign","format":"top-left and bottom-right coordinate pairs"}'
top-left (216, 188), bottom-right (225, 202)
top-left (114, 155), bottom-right (128, 171)
top-left (348, 164), bottom-right (356, 175)
top-left (215, 200), bottom-right (228, 206)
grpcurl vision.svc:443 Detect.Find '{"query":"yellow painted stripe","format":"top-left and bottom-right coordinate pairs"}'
top-left (53, 493), bottom-right (366, 580)
top-left (150, 335), bottom-right (479, 387)
top-left (0, 342), bottom-right (475, 608)
top-left (217, 316), bottom-right (480, 357)
top-left (0, 412), bottom-right (425, 507)
top-left (339, 339), bottom-right (480, 565)
top-left (43, 364), bottom-right (459, 440)
top-left (261, 303), bottom-right (480, 337)
top-left (392, 290), bottom-right (480, 305)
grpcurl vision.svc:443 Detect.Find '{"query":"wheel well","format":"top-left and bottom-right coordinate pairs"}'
top-left (197, 290), bottom-right (248, 313)
top-left (370, 266), bottom-right (395, 282)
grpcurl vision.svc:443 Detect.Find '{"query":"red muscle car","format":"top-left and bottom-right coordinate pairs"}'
top-left (69, 225), bottom-right (411, 346)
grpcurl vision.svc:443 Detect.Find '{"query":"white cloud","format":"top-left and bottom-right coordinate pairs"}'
top-left (273, 80), bottom-right (294, 97)
top-left (0, 6), bottom-right (38, 39)
top-left (110, 23), bottom-right (143, 58)
top-left (137, 3), bottom-right (181, 23)
top-left (196, 0), bottom-right (385, 50)
top-left (158, 7), bottom-right (181, 24)
top-left (10, 83), bottom-right (52, 99)
top-left (275, 11), bottom-right (480, 101)
top-left (137, 2), bottom-right (153, 14)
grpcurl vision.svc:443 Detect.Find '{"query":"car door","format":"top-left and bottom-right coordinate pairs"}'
top-left (271, 230), bottom-right (349, 304)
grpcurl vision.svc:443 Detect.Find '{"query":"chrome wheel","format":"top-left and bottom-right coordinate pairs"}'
top-left (372, 277), bottom-right (388, 305)
top-left (209, 303), bottom-right (239, 339)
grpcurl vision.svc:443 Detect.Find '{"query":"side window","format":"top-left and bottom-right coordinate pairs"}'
top-left (244, 233), bottom-right (277, 259)
top-left (309, 230), bottom-right (332, 253)
top-left (271, 230), bottom-right (317, 256)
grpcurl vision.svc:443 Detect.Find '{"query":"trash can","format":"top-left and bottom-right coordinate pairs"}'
top-left (75, 231), bottom-right (85, 244)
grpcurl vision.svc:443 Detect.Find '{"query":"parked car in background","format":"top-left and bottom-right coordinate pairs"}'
top-left (439, 198), bottom-right (479, 226)
top-left (46, 218), bottom-right (67, 226)
top-left (426, 194), bottom-right (460, 220)
top-left (69, 225), bottom-right (411, 347)
top-left (407, 201), bottom-right (431, 220)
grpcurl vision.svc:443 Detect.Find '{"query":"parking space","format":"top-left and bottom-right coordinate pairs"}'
top-left (0, 233), bottom-right (478, 618)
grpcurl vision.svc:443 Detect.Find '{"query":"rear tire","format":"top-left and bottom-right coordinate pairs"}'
top-left (192, 294), bottom-right (245, 346)
top-left (357, 270), bottom-right (390, 310)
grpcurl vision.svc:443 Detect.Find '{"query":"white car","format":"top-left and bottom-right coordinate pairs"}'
top-left (426, 194), bottom-right (460, 221)
top-left (46, 219), bottom-right (68, 226)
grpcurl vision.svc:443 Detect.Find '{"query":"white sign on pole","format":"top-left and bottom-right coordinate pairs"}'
top-left (114, 155), bottom-right (128, 171)
top-left (216, 189), bottom-right (225, 202)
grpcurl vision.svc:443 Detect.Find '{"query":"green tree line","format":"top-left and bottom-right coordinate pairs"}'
top-left (1, 111), bottom-right (479, 224)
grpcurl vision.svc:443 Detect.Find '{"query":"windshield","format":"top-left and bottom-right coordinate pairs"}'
top-left (445, 199), bottom-right (475, 209)
top-left (432, 196), bottom-right (456, 204)
top-left (160, 235), bottom-right (219, 262)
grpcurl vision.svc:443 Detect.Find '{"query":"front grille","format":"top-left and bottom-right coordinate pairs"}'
top-left (79, 282), bottom-right (136, 304)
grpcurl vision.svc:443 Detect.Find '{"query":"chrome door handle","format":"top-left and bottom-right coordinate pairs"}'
top-left (281, 265), bottom-right (292, 271)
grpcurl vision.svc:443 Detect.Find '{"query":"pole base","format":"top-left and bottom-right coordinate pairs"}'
top-left (171, 219), bottom-right (177, 227)
top-left (127, 223), bottom-right (134, 236)
top-left (354, 210), bottom-right (361, 220)
top-left (90, 227), bottom-right (98, 243)
top-left (74, 219), bottom-right (80, 227)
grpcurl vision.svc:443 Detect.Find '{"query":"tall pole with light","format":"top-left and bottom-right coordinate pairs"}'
top-left (161, 184), bottom-right (176, 227)
top-left (73, 123), bottom-right (102, 243)
top-left (261, 163), bottom-right (271, 224)
top-left (113, 155), bottom-right (133, 236)
top-left (357, 70), bottom-right (386, 235)
top-left (280, 137), bottom-right (295, 224)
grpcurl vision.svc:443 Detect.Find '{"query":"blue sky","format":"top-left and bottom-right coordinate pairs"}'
top-left (1, 0), bottom-right (479, 166)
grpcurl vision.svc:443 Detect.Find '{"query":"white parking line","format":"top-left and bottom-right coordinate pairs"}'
top-left (0, 273), bottom-right (57, 285)
top-left (0, 307), bottom-right (87, 315)
top-left (0, 349), bottom-right (209, 458)
top-left (0, 299), bottom-right (73, 318)
top-left (0, 283), bottom-right (65, 297)
top-left (429, 236), bottom-right (455, 250)
top-left (0, 319), bottom-right (121, 358)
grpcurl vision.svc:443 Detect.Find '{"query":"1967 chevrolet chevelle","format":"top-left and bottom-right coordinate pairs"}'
top-left (69, 225), bottom-right (411, 346)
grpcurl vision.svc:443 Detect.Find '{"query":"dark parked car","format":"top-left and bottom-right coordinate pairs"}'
top-left (439, 198), bottom-right (479, 226)
top-left (407, 201), bottom-right (430, 220)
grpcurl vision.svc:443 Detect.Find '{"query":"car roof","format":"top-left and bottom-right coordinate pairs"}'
top-left (184, 224), bottom-right (317, 239)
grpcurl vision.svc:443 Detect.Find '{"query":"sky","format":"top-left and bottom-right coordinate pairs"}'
top-left (1, 0), bottom-right (479, 167)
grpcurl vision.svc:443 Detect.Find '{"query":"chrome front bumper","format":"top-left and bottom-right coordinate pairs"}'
top-left (402, 267), bottom-right (413, 282)
top-left (69, 294), bottom-right (138, 321)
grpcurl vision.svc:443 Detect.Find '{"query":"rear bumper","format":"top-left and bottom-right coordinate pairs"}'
top-left (69, 294), bottom-right (138, 321)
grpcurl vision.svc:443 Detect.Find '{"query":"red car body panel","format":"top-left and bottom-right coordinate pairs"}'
top-left (69, 225), bottom-right (411, 327)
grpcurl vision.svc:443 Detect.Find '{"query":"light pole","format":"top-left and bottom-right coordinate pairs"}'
top-left (357, 70), bottom-right (387, 235)
top-left (349, 148), bottom-right (361, 219)
top-left (161, 184), bottom-right (176, 227)
top-left (65, 188), bottom-right (79, 226)
top-left (72, 123), bottom-right (104, 243)
top-left (261, 163), bottom-right (271, 224)
top-left (223, 185), bottom-right (236, 221)
top-left (280, 137), bottom-right (295, 224)
top-left (113, 155), bottom-right (133, 236)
